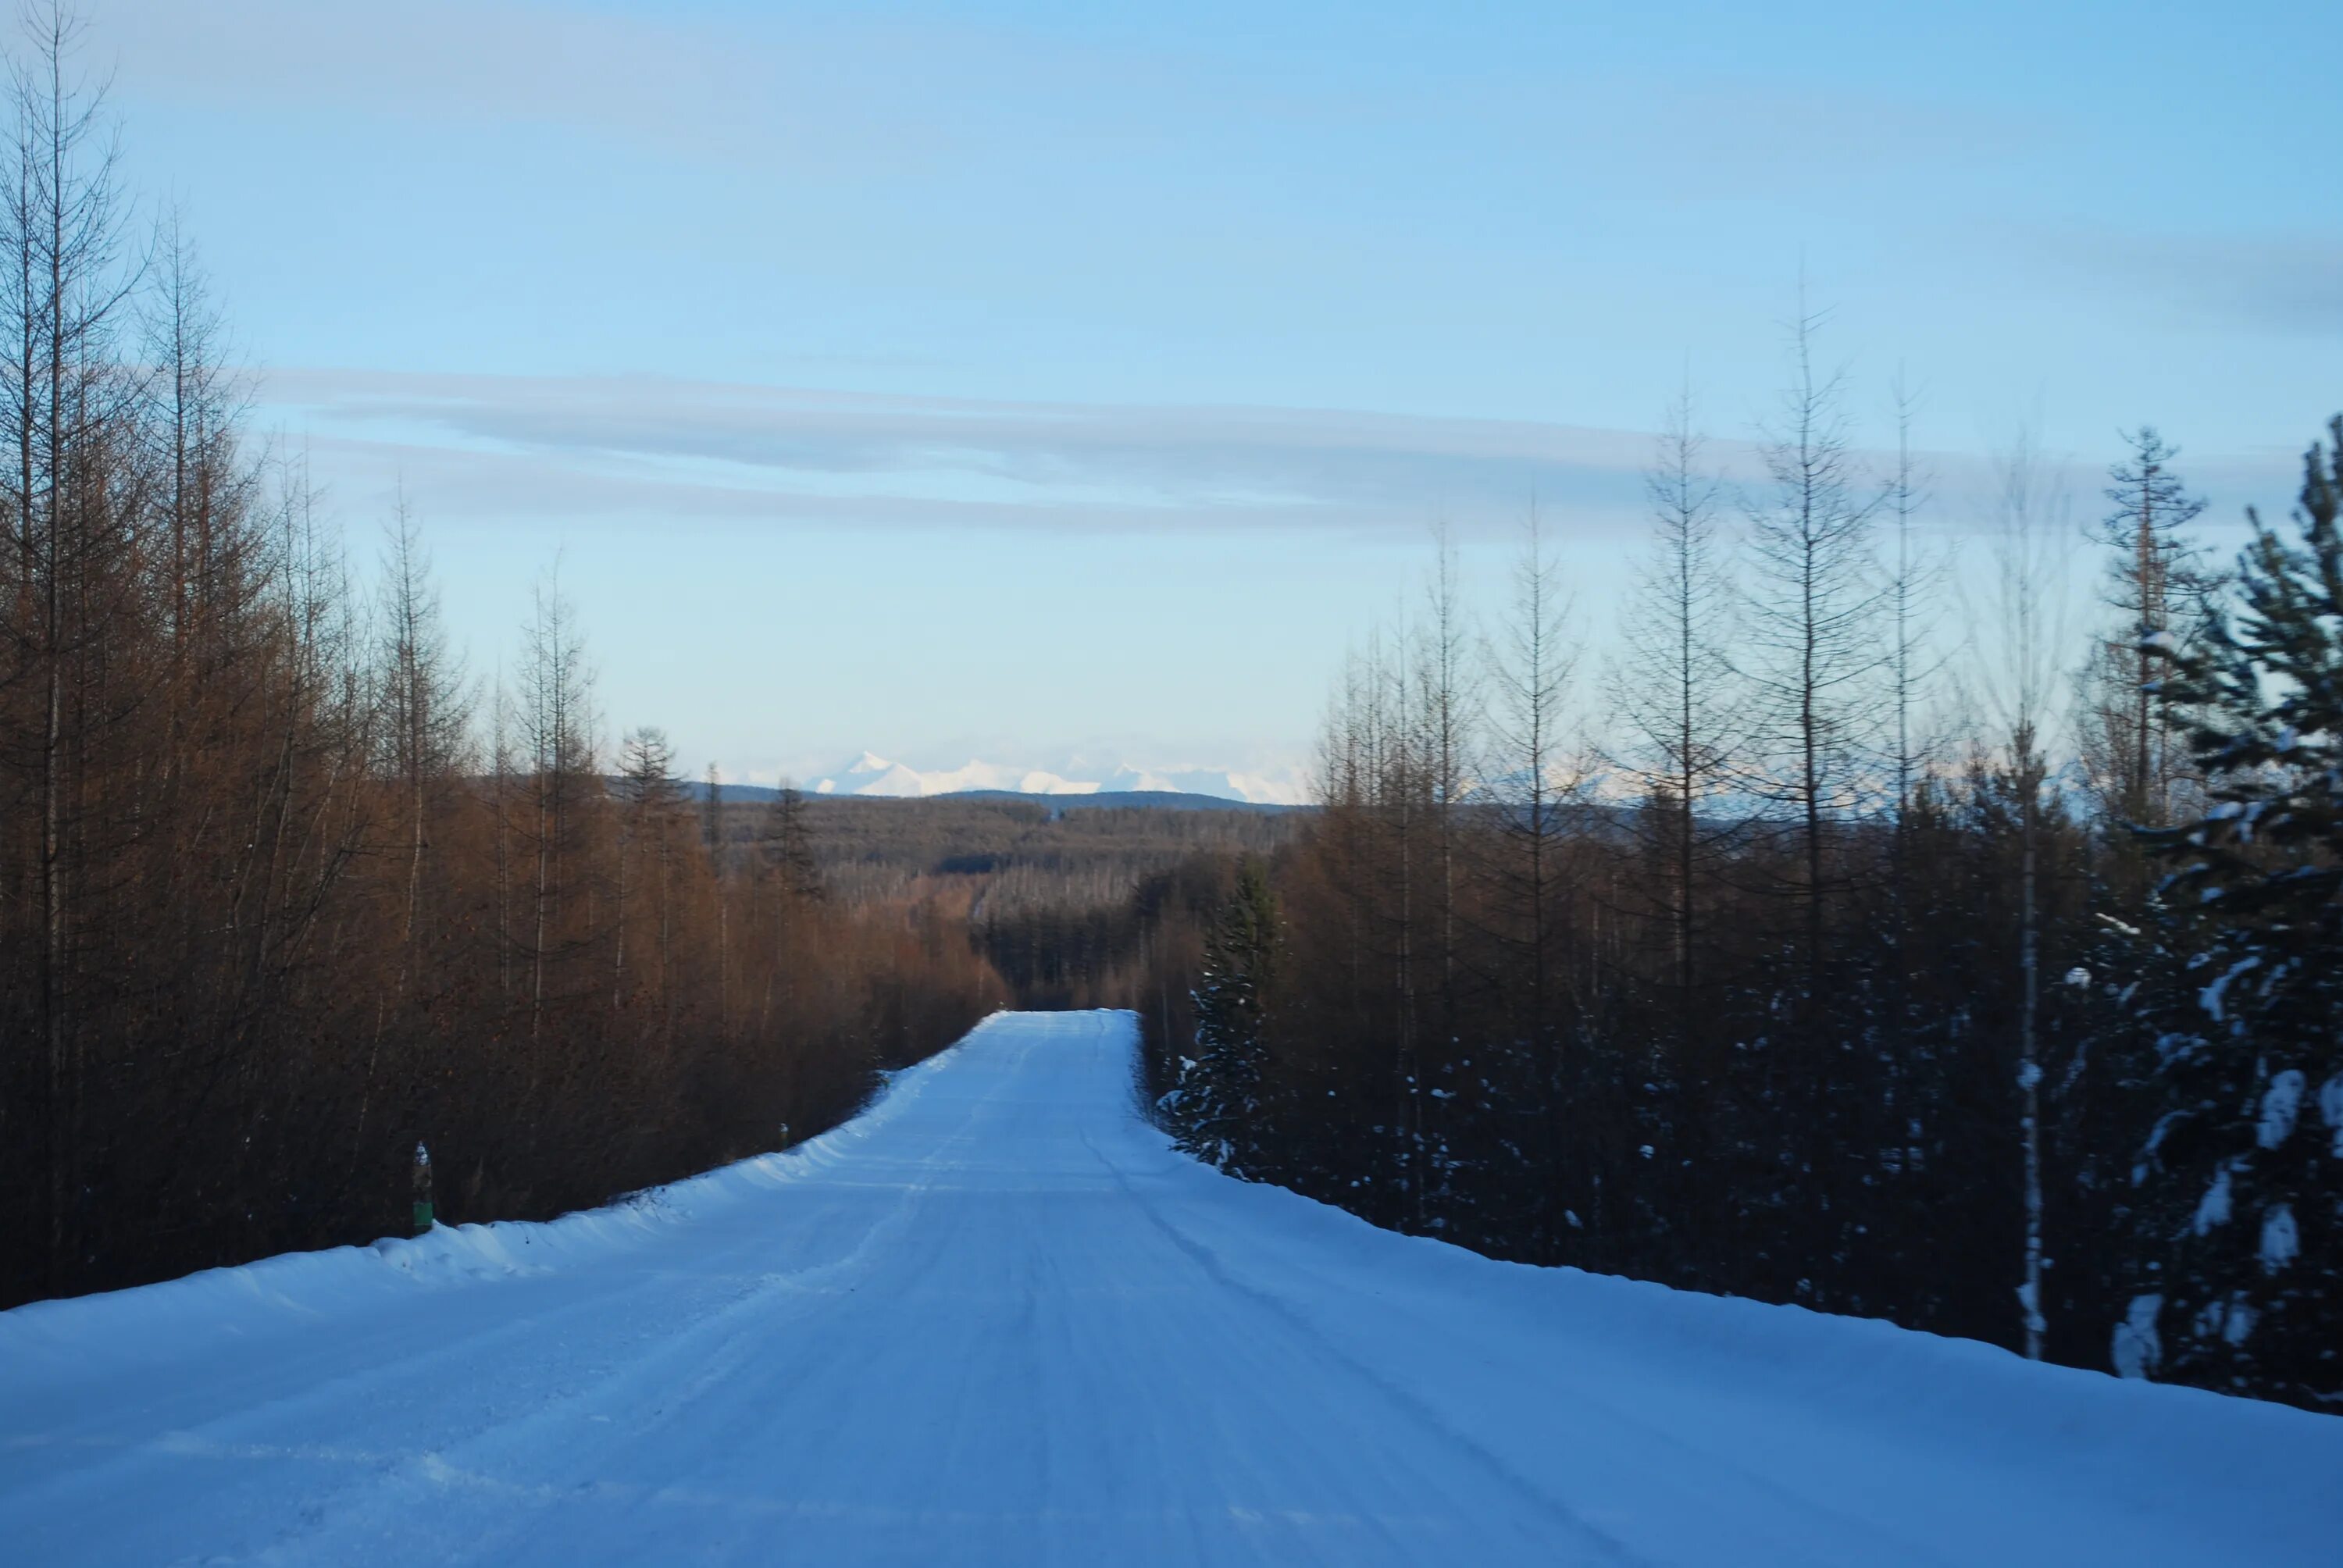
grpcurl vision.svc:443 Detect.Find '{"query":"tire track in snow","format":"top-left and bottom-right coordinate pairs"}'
top-left (1078, 1125), bottom-right (1651, 1566)
top-left (240, 1028), bottom-right (1043, 1564)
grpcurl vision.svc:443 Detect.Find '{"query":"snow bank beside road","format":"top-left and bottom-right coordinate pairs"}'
top-left (0, 1014), bottom-right (991, 1380)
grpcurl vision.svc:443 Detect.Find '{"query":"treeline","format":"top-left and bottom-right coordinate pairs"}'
top-left (0, 21), bottom-right (1000, 1308)
top-left (962, 806), bottom-right (1298, 1007)
top-left (985, 852), bottom-right (1257, 1014)
top-left (730, 791), bottom-right (1300, 1008)
top-left (784, 793), bottom-right (1297, 916)
top-left (1146, 316), bottom-right (2340, 1413)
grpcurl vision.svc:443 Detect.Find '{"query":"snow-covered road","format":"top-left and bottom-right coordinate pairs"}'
top-left (3, 1010), bottom-right (2337, 1565)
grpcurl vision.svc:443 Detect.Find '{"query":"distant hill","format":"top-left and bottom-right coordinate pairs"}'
top-left (807, 751), bottom-right (1311, 807)
top-left (934, 789), bottom-right (1307, 815)
top-left (619, 780), bottom-right (1308, 815)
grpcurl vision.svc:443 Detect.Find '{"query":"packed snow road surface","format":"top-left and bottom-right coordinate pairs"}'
top-left (4, 1011), bottom-right (2338, 1566)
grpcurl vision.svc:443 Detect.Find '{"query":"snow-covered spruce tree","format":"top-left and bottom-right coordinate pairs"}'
top-left (2122, 419), bottom-right (2343, 1408)
top-left (1160, 861), bottom-right (1279, 1176)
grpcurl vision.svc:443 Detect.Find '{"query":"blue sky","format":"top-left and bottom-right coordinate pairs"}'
top-left (88, 0), bottom-right (2341, 783)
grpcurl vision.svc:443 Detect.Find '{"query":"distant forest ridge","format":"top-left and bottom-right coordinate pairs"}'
top-left (639, 780), bottom-right (1311, 814)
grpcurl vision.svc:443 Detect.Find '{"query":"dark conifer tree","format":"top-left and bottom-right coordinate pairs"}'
top-left (1161, 861), bottom-right (1278, 1174)
top-left (2122, 419), bottom-right (2343, 1407)
top-left (765, 784), bottom-right (824, 901)
top-left (2084, 428), bottom-right (2213, 829)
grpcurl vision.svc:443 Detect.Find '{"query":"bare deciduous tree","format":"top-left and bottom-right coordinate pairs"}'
top-left (1737, 301), bottom-right (1885, 997)
top-left (1610, 382), bottom-right (1739, 999)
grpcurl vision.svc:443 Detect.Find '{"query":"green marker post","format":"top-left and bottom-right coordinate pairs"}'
top-left (412, 1141), bottom-right (434, 1234)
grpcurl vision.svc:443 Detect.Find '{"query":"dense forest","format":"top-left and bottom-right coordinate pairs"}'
top-left (1139, 339), bottom-right (2341, 1414)
top-left (0, 23), bottom-right (1002, 1308)
top-left (688, 787), bottom-right (1298, 1010)
top-left (761, 793), bottom-right (1300, 1007)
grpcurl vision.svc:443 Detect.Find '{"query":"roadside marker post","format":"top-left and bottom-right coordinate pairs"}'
top-left (412, 1142), bottom-right (434, 1234)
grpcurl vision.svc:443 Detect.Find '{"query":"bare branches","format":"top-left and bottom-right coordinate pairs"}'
top-left (1884, 369), bottom-right (1950, 826)
top-left (1735, 302), bottom-right (1888, 989)
top-left (1607, 380), bottom-right (1742, 996)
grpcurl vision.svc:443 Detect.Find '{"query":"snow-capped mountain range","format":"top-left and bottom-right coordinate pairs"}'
top-left (810, 752), bottom-right (1310, 806)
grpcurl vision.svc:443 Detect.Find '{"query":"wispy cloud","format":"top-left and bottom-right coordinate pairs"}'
top-left (2038, 228), bottom-right (2343, 337)
top-left (97, 1), bottom-right (2037, 203)
top-left (255, 367), bottom-right (2306, 547)
top-left (102, 1), bottom-right (811, 156)
top-left (256, 369), bottom-right (1665, 539)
